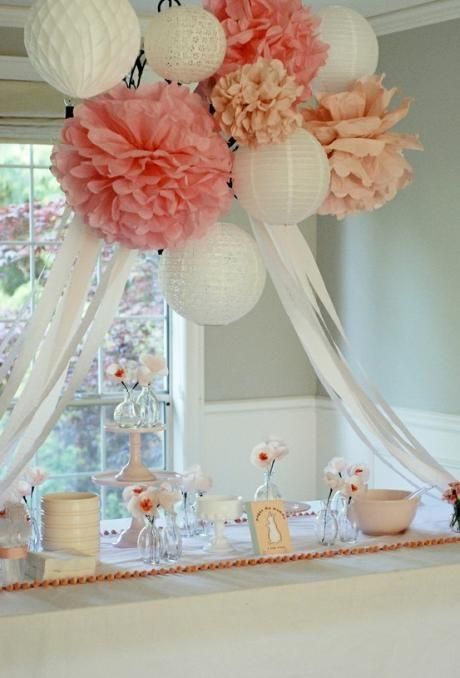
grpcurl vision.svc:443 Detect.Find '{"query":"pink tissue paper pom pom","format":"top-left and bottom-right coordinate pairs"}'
top-left (303, 75), bottom-right (423, 220)
top-left (51, 83), bottom-right (233, 251)
top-left (202, 0), bottom-right (328, 102)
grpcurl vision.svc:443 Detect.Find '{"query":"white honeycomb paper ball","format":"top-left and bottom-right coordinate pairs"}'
top-left (233, 128), bottom-right (331, 225)
top-left (314, 5), bottom-right (379, 94)
top-left (159, 223), bottom-right (267, 326)
top-left (25, 0), bottom-right (141, 99)
top-left (144, 7), bottom-right (227, 84)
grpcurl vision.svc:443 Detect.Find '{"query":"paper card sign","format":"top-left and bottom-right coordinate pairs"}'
top-left (246, 500), bottom-right (293, 555)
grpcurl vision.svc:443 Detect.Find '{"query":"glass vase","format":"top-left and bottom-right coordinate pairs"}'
top-left (336, 495), bottom-right (359, 544)
top-left (177, 491), bottom-right (197, 538)
top-left (137, 519), bottom-right (161, 565)
top-left (450, 505), bottom-right (460, 533)
top-left (136, 386), bottom-right (160, 428)
top-left (315, 501), bottom-right (338, 546)
top-left (114, 390), bottom-right (141, 428)
top-left (162, 512), bottom-right (182, 562)
top-left (27, 509), bottom-right (41, 552)
top-left (254, 471), bottom-right (282, 501)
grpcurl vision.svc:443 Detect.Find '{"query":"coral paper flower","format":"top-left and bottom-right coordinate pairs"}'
top-left (250, 444), bottom-right (272, 469)
top-left (52, 83), bottom-right (233, 251)
top-left (303, 75), bottom-right (423, 220)
top-left (106, 363), bottom-right (127, 383)
top-left (203, 0), bottom-right (328, 102)
top-left (128, 489), bottom-right (159, 521)
top-left (140, 353), bottom-right (168, 378)
top-left (211, 58), bottom-right (302, 147)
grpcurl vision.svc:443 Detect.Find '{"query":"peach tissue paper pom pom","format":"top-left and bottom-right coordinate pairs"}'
top-left (203, 0), bottom-right (328, 102)
top-left (51, 83), bottom-right (233, 250)
top-left (211, 58), bottom-right (302, 147)
top-left (302, 75), bottom-right (423, 220)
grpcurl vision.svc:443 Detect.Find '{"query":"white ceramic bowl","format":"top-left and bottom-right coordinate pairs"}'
top-left (41, 492), bottom-right (100, 515)
top-left (352, 489), bottom-right (420, 536)
top-left (197, 495), bottom-right (243, 521)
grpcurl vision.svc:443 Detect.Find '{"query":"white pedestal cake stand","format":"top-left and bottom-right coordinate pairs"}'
top-left (92, 424), bottom-right (182, 548)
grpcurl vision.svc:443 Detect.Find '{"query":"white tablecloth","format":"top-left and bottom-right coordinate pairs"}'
top-left (1, 503), bottom-right (459, 678)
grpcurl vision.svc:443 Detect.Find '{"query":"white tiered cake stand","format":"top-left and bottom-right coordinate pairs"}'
top-left (92, 423), bottom-right (182, 548)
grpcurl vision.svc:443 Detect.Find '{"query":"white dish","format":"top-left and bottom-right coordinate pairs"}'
top-left (42, 492), bottom-right (100, 514)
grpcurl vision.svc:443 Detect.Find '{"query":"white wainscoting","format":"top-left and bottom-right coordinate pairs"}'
top-left (202, 397), bottom-right (460, 499)
top-left (202, 397), bottom-right (317, 501)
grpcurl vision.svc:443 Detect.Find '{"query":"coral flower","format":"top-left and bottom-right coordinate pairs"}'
top-left (52, 83), bottom-right (233, 250)
top-left (211, 58), bottom-right (302, 147)
top-left (203, 0), bottom-right (328, 102)
top-left (303, 75), bottom-right (423, 219)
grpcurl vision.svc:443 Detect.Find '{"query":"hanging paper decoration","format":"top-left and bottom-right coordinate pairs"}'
top-left (313, 6), bottom-right (379, 94)
top-left (233, 128), bottom-right (330, 224)
top-left (202, 0), bottom-right (329, 102)
top-left (24, 0), bottom-right (141, 99)
top-left (158, 223), bottom-right (267, 326)
top-left (51, 83), bottom-right (233, 250)
top-left (144, 6), bottom-right (227, 84)
top-left (303, 75), bottom-right (423, 220)
top-left (211, 58), bottom-right (302, 147)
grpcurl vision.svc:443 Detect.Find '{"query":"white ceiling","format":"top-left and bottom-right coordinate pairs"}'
top-left (0, 0), bottom-right (433, 19)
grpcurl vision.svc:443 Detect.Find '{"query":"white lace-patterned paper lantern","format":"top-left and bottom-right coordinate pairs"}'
top-left (314, 5), bottom-right (379, 94)
top-left (144, 7), bottom-right (227, 84)
top-left (159, 223), bottom-right (267, 326)
top-left (24, 0), bottom-right (141, 99)
top-left (233, 128), bottom-right (331, 225)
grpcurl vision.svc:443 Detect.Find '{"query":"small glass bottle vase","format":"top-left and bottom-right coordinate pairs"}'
top-left (137, 518), bottom-right (161, 565)
top-left (450, 504), bottom-right (460, 533)
top-left (254, 471), bottom-right (282, 501)
top-left (136, 386), bottom-right (160, 428)
top-left (336, 495), bottom-right (359, 544)
top-left (177, 492), bottom-right (197, 538)
top-left (162, 512), bottom-right (182, 562)
top-left (315, 501), bottom-right (338, 546)
top-left (114, 389), bottom-right (141, 429)
top-left (27, 508), bottom-right (41, 552)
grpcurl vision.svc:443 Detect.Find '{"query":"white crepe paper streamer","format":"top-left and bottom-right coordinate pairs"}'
top-left (0, 246), bottom-right (136, 500)
top-left (0, 223), bottom-right (101, 457)
top-left (0, 210), bottom-right (81, 411)
top-left (251, 220), bottom-right (454, 490)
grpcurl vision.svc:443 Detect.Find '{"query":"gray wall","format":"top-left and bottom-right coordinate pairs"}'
top-left (317, 20), bottom-right (460, 415)
top-left (205, 203), bottom-right (317, 401)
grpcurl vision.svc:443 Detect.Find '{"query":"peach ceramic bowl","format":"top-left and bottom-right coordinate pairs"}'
top-left (352, 489), bottom-right (420, 536)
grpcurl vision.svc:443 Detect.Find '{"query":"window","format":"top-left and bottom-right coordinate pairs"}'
top-left (0, 143), bottom-right (171, 518)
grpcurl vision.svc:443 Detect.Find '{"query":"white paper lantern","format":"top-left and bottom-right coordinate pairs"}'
top-left (233, 128), bottom-right (330, 225)
top-left (159, 223), bottom-right (267, 326)
top-left (144, 7), bottom-right (227, 84)
top-left (24, 0), bottom-right (141, 99)
top-left (314, 5), bottom-right (379, 94)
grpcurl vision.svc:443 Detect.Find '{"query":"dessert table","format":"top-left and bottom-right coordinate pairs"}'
top-left (1, 502), bottom-right (459, 678)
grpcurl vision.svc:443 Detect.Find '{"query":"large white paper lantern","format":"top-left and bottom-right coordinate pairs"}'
top-left (233, 128), bottom-right (330, 225)
top-left (144, 7), bottom-right (227, 84)
top-left (159, 223), bottom-right (267, 326)
top-left (314, 5), bottom-right (379, 94)
top-left (24, 0), bottom-right (141, 99)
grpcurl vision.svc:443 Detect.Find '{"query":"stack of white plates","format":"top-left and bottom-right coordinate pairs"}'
top-left (41, 492), bottom-right (100, 556)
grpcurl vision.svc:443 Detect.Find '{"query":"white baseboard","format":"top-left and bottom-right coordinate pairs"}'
top-left (203, 396), bottom-right (460, 498)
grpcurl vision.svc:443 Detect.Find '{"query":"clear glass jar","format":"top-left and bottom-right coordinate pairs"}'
top-left (336, 495), bottom-right (359, 544)
top-left (136, 386), bottom-right (160, 428)
top-left (162, 512), bottom-right (182, 562)
top-left (315, 501), bottom-right (338, 546)
top-left (27, 509), bottom-right (41, 552)
top-left (114, 390), bottom-right (141, 428)
top-left (450, 505), bottom-right (460, 533)
top-left (137, 519), bottom-right (161, 565)
top-left (254, 471), bottom-right (282, 501)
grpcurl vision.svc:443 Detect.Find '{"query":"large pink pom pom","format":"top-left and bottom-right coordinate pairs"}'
top-left (303, 75), bottom-right (423, 220)
top-left (203, 0), bottom-right (328, 102)
top-left (51, 83), bottom-right (233, 250)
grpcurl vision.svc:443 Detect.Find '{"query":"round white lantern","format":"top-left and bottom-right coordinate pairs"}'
top-left (314, 6), bottom-right (379, 94)
top-left (24, 0), bottom-right (141, 99)
top-left (144, 7), bottom-right (227, 84)
top-left (233, 128), bottom-right (331, 225)
top-left (159, 223), bottom-right (267, 326)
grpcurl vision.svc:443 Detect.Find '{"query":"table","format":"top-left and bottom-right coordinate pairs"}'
top-left (1, 504), bottom-right (459, 678)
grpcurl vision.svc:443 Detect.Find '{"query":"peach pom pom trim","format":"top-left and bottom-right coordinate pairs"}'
top-left (2, 534), bottom-right (459, 594)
